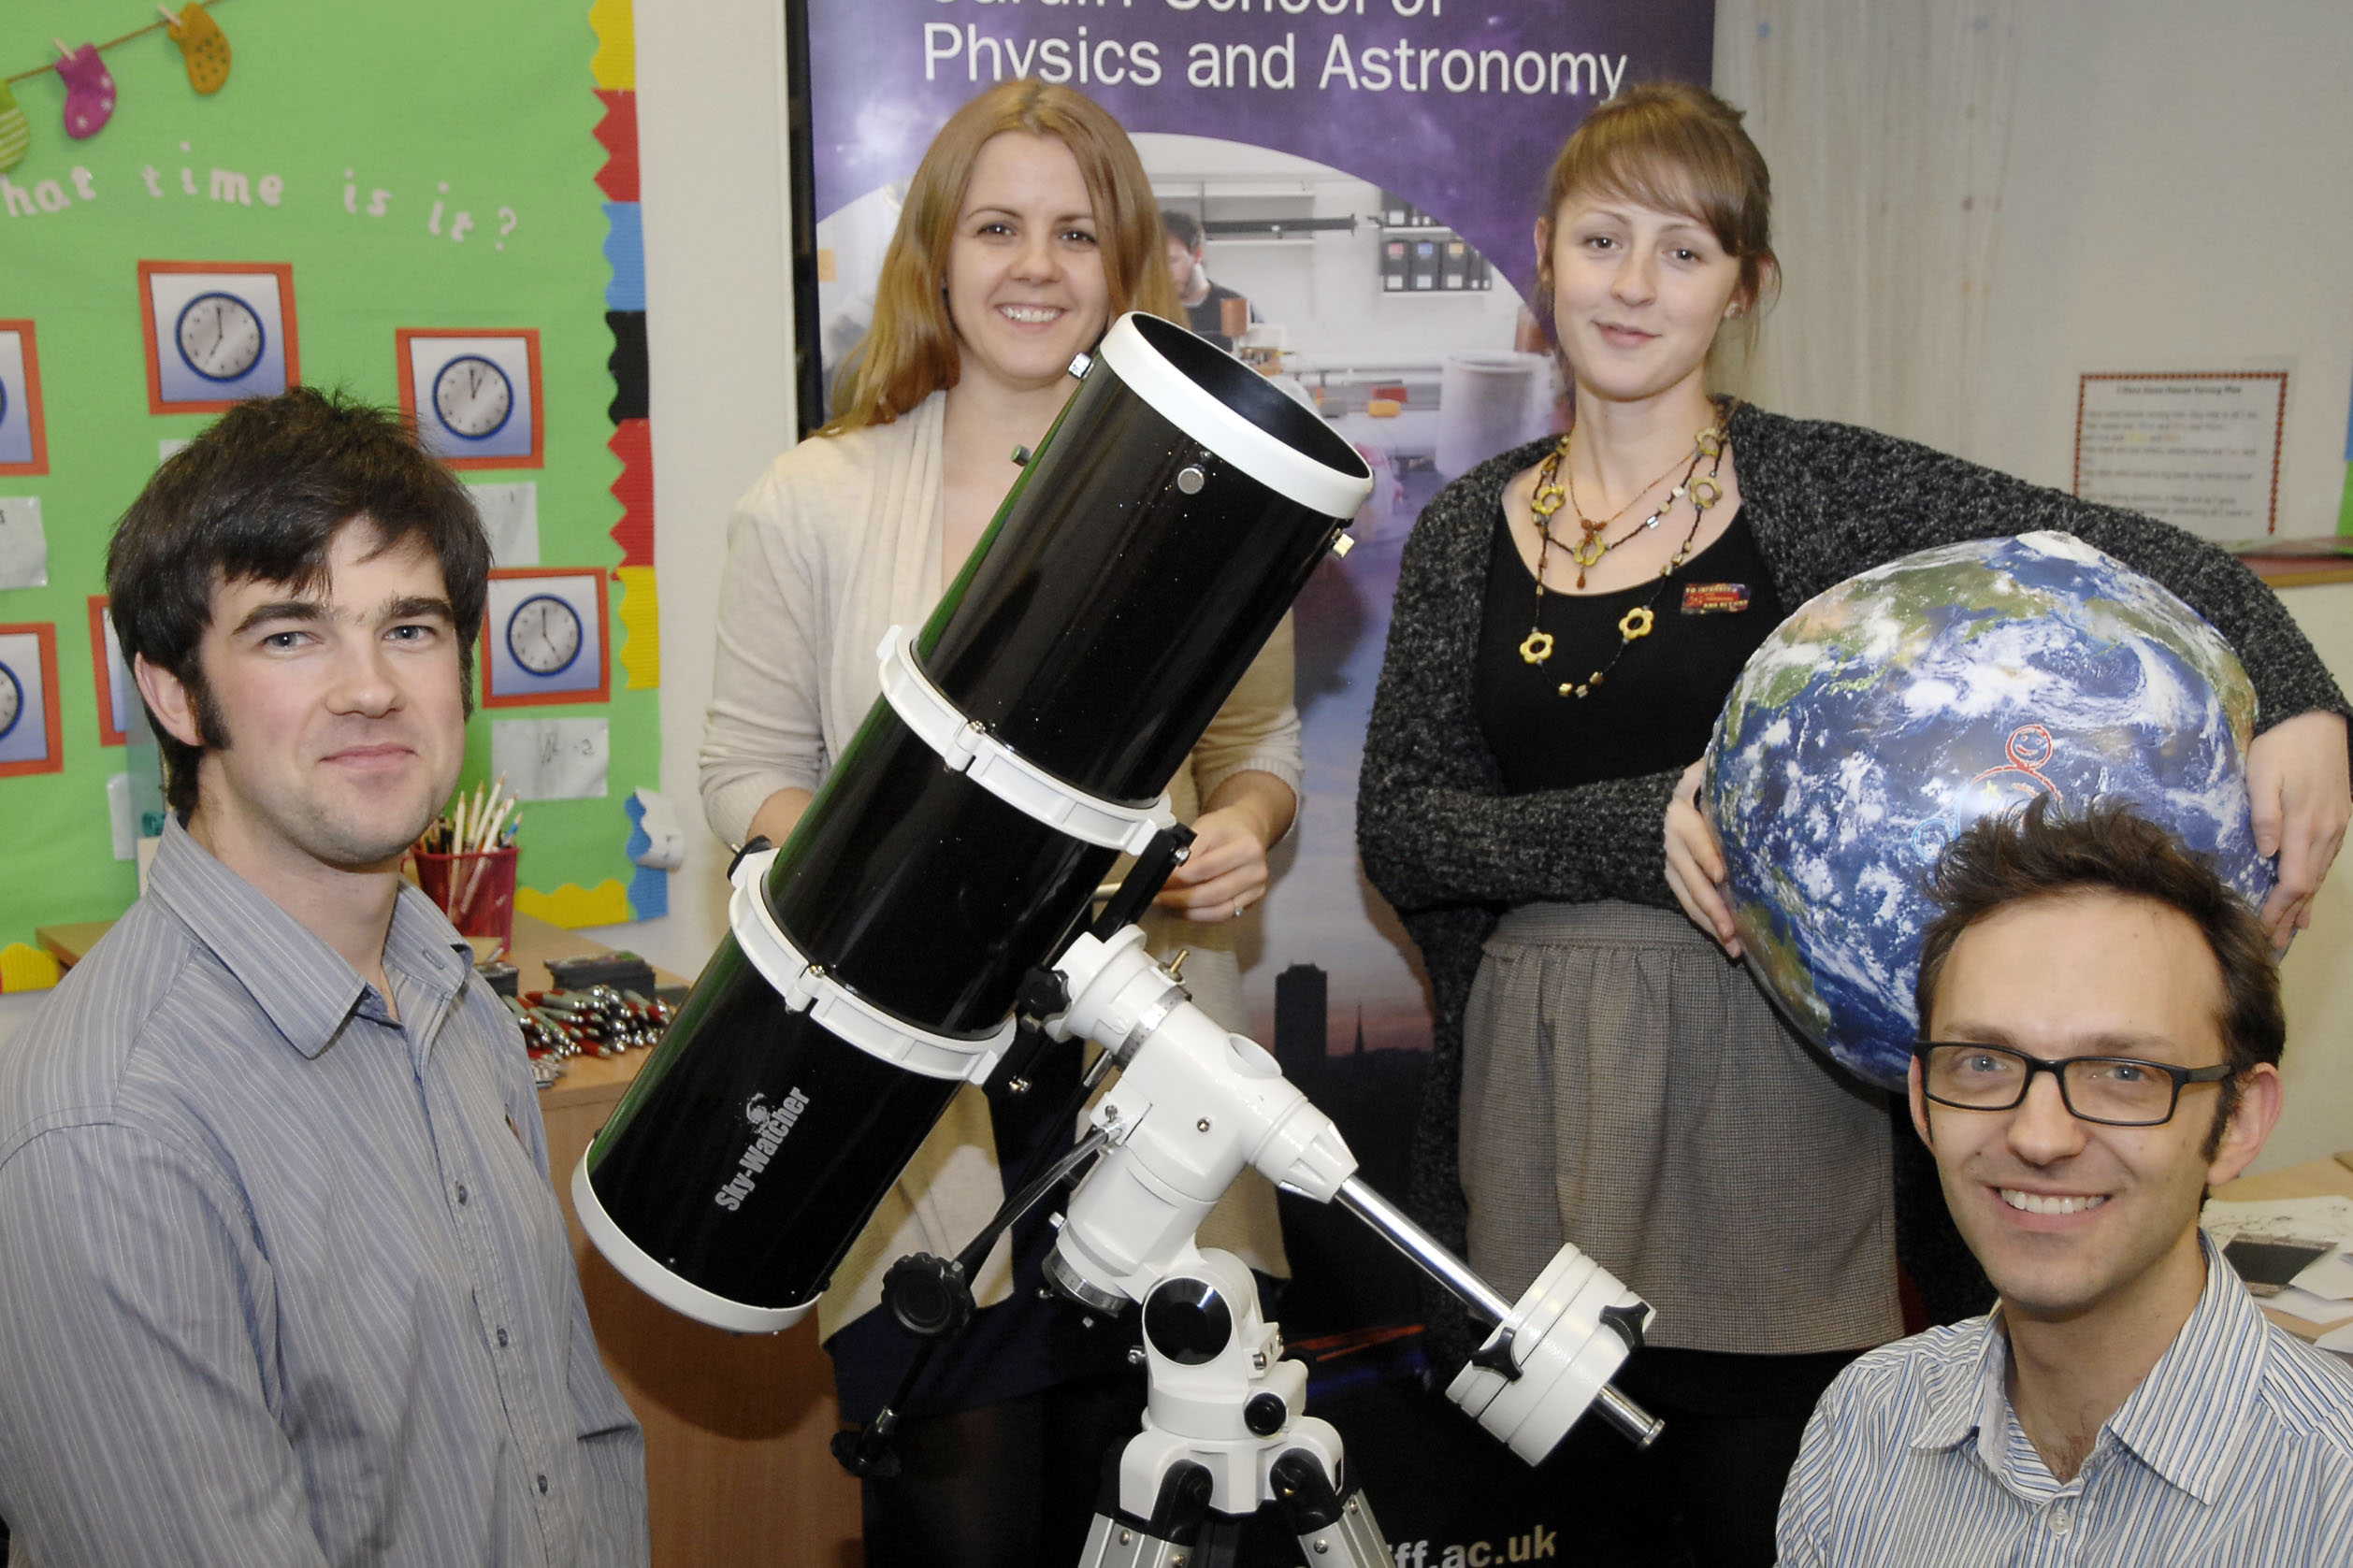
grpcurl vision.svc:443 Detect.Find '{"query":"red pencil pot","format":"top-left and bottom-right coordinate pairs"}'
top-left (412, 847), bottom-right (520, 957)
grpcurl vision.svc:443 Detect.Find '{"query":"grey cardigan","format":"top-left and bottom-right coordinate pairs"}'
top-left (1358, 402), bottom-right (2349, 1345)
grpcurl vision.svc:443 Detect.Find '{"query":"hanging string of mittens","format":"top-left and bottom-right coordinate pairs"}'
top-left (0, 1), bottom-right (231, 172)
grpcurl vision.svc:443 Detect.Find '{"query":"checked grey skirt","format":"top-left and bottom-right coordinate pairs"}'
top-left (1459, 899), bottom-right (1900, 1356)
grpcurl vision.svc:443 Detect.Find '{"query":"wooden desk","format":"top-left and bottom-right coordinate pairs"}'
top-left (32, 919), bottom-right (114, 967)
top-left (2213, 1152), bottom-right (2353, 1207)
top-left (511, 919), bottom-right (862, 1568)
top-left (40, 911), bottom-right (864, 1568)
top-left (2212, 1153), bottom-right (2353, 1345)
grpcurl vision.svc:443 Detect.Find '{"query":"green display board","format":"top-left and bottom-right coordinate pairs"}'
top-left (0, 0), bottom-right (659, 962)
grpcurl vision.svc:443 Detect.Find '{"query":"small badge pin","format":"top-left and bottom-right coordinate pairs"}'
top-left (1682, 583), bottom-right (1751, 614)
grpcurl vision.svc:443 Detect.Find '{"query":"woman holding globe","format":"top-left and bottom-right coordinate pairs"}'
top-left (1357, 81), bottom-right (2348, 1566)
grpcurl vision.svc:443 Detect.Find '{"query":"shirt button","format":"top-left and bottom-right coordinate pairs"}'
top-left (2048, 1503), bottom-right (2072, 1535)
top-left (496, 1328), bottom-right (510, 1348)
top-left (537, 1474), bottom-right (550, 1494)
top-left (455, 1183), bottom-right (469, 1205)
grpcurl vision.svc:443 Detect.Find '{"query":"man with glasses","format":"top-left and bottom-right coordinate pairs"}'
top-left (1777, 798), bottom-right (2353, 1565)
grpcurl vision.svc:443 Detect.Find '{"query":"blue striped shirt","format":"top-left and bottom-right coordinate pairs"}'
top-left (1777, 1235), bottom-right (2353, 1566)
top-left (0, 820), bottom-right (648, 1566)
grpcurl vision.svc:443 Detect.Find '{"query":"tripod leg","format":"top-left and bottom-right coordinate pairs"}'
top-left (1269, 1450), bottom-right (1390, 1568)
top-left (1078, 1458), bottom-right (1245, 1568)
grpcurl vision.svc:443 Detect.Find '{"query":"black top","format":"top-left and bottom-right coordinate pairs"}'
top-left (1473, 502), bottom-right (1784, 792)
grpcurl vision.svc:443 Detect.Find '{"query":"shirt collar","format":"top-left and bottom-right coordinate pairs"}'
top-left (2100, 1232), bottom-right (2269, 1504)
top-left (1908, 1312), bottom-right (2008, 1454)
top-left (147, 817), bottom-right (474, 1059)
top-left (1904, 1233), bottom-right (2266, 1505)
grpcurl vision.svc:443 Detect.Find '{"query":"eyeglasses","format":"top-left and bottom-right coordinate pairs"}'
top-left (1913, 1042), bottom-right (2234, 1128)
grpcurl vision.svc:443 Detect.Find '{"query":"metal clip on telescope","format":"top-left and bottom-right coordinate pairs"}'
top-left (567, 315), bottom-right (1657, 1561)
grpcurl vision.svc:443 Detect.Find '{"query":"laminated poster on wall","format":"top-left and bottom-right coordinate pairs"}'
top-left (2074, 369), bottom-right (2290, 541)
top-left (492, 717), bottom-right (609, 803)
top-left (0, 496), bottom-right (48, 590)
top-left (468, 480), bottom-right (541, 567)
top-left (800, 0), bottom-right (1713, 1546)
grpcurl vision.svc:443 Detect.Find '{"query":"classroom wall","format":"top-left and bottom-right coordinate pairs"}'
top-left (1960, 0), bottom-right (2352, 1172)
top-left (1967, 0), bottom-right (2352, 534)
top-left (0, 0), bottom-right (659, 952)
top-left (562, 0), bottom-right (798, 983)
top-left (0, 1), bottom-right (789, 1031)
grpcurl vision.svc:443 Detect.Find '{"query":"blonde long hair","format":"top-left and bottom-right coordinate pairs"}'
top-left (824, 80), bottom-right (1180, 436)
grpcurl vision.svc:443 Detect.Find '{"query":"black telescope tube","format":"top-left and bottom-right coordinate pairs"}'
top-left (575, 316), bottom-right (1372, 1328)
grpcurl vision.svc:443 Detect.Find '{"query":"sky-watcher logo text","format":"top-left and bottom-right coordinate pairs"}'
top-left (714, 1086), bottom-right (811, 1211)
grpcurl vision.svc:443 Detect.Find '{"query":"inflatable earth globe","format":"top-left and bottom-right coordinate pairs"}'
top-left (1704, 530), bottom-right (2274, 1091)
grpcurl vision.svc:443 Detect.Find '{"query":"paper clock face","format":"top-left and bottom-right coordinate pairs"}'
top-left (398, 330), bottom-right (543, 468)
top-left (0, 624), bottom-right (62, 776)
top-left (0, 323), bottom-right (48, 475)
top-left (139, 263), bottom-right (297, 413)
top-left (89, 598), bottom-right (136, 746)
top-left (483, 569), bottom-right (606, 705)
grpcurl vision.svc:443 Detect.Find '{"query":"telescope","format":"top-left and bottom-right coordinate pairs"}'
top-left (573, 313), bottom-right (1658, 1562)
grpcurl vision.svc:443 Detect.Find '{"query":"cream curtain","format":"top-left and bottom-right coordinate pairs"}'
top-left (1711, 0), bottom-right (2023, 460)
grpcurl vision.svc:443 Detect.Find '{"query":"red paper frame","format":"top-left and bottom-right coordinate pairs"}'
top-left (396, 328), bottom-right (546, 470)
top-left (0, 622), bottom-right (65, 777)
top-left (88, 597), bottom-right (131, 746)
top-left (2073, 370), bottom-right (2290, 537)
top-left (481, 567), bottom-right (610, 708)
top-left (0, 321), bottom-right (49, 476)
top-left (137, 261), bottom-right (300, 416)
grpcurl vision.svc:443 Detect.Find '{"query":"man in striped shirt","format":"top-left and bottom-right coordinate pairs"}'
top-left (0, 390), bottom-right (648, 1565)
top-left (1778, 798), bottom-right (2353, 1566)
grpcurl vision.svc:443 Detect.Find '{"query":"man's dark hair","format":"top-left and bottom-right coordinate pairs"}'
top-left (1915, 796), bottom-right (2284, 1153)
top-left (106, 387), bottom-right (490, 813)
top-left (1162, 208), bottom-right (1205, 252)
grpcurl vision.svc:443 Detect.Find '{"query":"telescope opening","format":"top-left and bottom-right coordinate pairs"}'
top-left (1119, 312), bottom-right (1371, 489)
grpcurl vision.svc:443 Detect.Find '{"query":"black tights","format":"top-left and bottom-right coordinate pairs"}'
top-left (859, 1371), bottom-right (1146, 1568)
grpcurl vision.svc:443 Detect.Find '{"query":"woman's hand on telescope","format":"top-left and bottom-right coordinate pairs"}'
top-left (1156, 771), bottom-right (1297, 923)
top-left (2246, 709), bottom-right (2351, 951)
top-left (1664, 759), bottom-right (1742, 959)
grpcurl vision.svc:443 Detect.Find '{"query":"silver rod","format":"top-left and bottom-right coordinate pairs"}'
top-left (1593, 1384), bottom-right (1665, 1450)
top-left (1334, 1176), bottom-right (1514, 1323)
top-left (1335, 1177), bottom-right (1664, 1451)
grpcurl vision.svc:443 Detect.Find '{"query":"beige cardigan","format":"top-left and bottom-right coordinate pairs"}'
top-left (700, 390), bottom-right (1301, 1337)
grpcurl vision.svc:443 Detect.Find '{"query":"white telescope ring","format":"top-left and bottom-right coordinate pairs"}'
top-left (570, 1155), bottom-right (813, 1334)
top-left (1096, 312), bottom-right (1374, 522)
top-left (729, 846), bottom-right (1014, 1085)
top-left (876, 626), bottom-right (1176, 856)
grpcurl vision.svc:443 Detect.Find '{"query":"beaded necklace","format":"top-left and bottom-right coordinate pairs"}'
top-left (1529, 430), bottom-right (1708, 589)
top-left (1516, 407), bottom-right (1735, 698)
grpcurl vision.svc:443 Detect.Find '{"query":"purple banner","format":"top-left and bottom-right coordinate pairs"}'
top-left (805, 0), bottom-right (1712, 278)
top-left (798, 0), bottom-right (1716, 1542)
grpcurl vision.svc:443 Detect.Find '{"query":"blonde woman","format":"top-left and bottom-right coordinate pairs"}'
top-left (701, 79), bottom-right (1298, 1566)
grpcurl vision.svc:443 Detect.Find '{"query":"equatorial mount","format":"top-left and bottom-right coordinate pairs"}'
top-left (1032, 923), bottom-right (1661, 1563)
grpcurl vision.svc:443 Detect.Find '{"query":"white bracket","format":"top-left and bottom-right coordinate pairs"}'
top-left (876, 626), bottom-right (1176, 856)
top-left (727, 846), bottom-right (1012, 1084)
